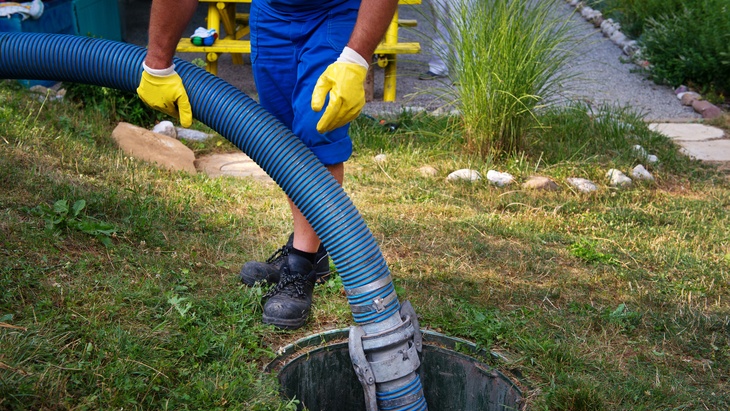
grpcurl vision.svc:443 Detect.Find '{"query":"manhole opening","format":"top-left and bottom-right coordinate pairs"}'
top-left (267, 329), bottom-right (525, 411)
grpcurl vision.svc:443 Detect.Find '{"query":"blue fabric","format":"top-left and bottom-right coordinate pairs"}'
top-left (250, 0), bottom-right (360, 166)
top-left (0, 15), bottom-right (22, 32)
top-left (264, 0), bottom-right (347, 12)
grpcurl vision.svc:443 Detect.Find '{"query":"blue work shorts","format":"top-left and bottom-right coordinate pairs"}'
top-left (250, 0), bottom-right (360, 166)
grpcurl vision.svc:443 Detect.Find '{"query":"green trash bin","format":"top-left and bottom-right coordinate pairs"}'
top-left (73, 0), bottom-right (122, 41)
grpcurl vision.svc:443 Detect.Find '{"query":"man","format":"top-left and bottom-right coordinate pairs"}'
top-left (419, 0), bottom-right (470, 81)
top-left (137, 0), bottom-right (398, 329)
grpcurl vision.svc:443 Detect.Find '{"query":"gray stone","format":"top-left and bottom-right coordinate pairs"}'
top-left (609, 31), bottom-right (628, 47)
top-left (176, 127), bottom-right (214, 141)
top-left (592, 15), bottom-right (604, 27)
top-left (566, 177), bottom-right (597, 193)
top-left (111, 122), bottom-right (196, 174)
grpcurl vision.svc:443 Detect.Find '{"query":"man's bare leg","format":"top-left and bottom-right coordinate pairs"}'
top-left (289, 163), bottom-right (345, 253)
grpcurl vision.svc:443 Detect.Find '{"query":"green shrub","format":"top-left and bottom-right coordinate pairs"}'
top-left (586, 0), bottom-right (685, 38)
top-left (641, 0), bottom-right (730, 96)
top-left (587, 0), bottom-right (730, 98)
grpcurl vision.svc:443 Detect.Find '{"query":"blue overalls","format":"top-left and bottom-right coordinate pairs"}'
top-left (250, 0), bottom-right (361, 166)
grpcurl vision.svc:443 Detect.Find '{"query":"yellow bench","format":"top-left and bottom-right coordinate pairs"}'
top-left (175, 0), bottom-right (420, 102)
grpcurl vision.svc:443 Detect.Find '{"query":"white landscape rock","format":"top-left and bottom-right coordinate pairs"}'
top-left (606, 168), bottom-right (632, 187)
top-left (631, 164), bottom-right (654, 181)
top-left (646, 154), bottom-right (659, 163)
top-left (447, 169), bottom-right (481, 182)
top-left (152, 121), bottom-right (177, 139)
top-left (486, 170), bottom-right (515, 187)
top-left (566, 177), bottom-right (597, 193)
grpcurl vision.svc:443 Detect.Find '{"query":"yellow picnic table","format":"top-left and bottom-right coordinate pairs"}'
top-left (175, 0), bottom-right (421, 102)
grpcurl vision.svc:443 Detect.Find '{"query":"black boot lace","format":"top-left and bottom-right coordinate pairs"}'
top-left (263, 265), bottom-right (308, 300)
top-left (265, 245), bottom-right (289, 264)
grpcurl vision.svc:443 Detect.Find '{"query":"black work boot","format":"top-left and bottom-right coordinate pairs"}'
top-left (239, 233), bottom-right (330, 286)
top-left (262, 253), bottom-right (317, 329)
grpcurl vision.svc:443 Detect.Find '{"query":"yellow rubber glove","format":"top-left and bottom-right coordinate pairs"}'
top-left (311, 47), bottom-right (369, 134)
top-left (136, 63), bottom-right (193, 128)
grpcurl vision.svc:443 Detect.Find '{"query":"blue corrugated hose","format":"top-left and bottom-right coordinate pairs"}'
top-left (0, 32), bottom-right (426, 411)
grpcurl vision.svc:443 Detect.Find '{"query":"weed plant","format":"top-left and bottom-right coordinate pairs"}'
top-left (418, 0), bottom-right (577, 158)
top-left (2, 73), bottom-right (730, 411)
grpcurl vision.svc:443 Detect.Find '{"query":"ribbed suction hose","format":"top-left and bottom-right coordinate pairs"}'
top-left (0, 32), bottom-right (426, 411)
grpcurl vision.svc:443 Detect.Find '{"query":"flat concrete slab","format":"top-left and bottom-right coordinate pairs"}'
top-left (194, 153), bottom-right (272, 183)
top-left (649, 123), bottom-right (729, 163)
top-left (648, 123), bottom-right (725, 141)
top-left (676, 140), bottom-right (730, 162)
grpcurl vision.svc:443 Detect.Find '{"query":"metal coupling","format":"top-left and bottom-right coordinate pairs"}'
top-left (349, 300), bottom-right (424, 411)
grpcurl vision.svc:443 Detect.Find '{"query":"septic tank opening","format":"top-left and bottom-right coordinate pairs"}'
top-left (266, 329), bottom-right (524, 411)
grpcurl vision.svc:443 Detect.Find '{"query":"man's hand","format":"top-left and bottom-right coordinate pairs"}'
top-left (136, 64), bottom-right (193, 128)
top-left (311, 47), bottom-right (369, 134)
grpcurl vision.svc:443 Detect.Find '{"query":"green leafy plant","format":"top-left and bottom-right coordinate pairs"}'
top-left (28, 199), bottom-right (118, 246)
top-left (569, 240), bottom-right (619, 266)
top-left (641, 0), bottom-right (730, 96)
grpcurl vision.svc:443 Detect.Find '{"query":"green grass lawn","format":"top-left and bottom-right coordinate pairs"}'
top-left (1, 80), bottom-right (729, 410)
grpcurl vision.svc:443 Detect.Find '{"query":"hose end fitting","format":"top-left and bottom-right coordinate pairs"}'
top-left (349, 301), bottom-right (425, 411)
